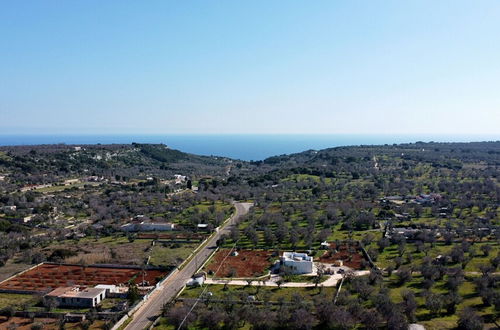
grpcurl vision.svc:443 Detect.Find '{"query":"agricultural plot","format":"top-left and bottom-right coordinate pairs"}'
top-left (181, 284), bottom-right (335, 302)
top-left (169, 201), bottom-right (234, 228)
top-left (0, 292), bottom-right (34, 309)
top-left (319, 242), bottom-right (368, 270)
top-left (204, 249), bottom-right (274, 278)
top-left (0, 263), bottom-right (168, 293)
top-left (45, 236), bottom-right (151, 265)
top-left (149, 243), bottom-right (198, 267)
top-left (0, 316), bottom-right (107, 330)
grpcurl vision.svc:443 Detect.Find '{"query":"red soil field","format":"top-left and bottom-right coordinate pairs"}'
top-left (0, 263), bottom-right (168, 293)
top-left (0, 316), bottom-right (104, 330)
top-left (318, 243), bottom-right (366, 270)
top-left (204, 249), bottom-right (273, 278)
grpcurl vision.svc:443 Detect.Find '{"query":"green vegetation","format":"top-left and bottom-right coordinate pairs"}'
top-left (0, 293), bottom-right (35, 309)
top-left (149, 243), bottom-right (198, 267)
top-left (1, 141), bottom-right (499, 329)
top-left (180, 284), bottom-right (336, 302)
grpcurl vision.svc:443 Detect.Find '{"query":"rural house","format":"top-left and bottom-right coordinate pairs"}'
top-left (120, 222), bottom-right (175, 232)
top-left (45, 286), bottom-right (106, 308)
top-left (281, 252), bottom-right (314, 274)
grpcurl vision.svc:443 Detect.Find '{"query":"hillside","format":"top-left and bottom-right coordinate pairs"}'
top-left (0, 143), bottom-right (234, 187)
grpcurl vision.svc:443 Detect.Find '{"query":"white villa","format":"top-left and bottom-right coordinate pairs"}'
top-left (281, 252), bottom-right (314, 274)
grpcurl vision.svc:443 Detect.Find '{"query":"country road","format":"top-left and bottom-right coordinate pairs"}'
top-left (124, 202), bottom-right (253, 330)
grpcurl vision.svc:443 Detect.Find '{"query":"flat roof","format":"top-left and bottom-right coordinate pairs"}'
top-left (46, 287), bottom-right (106, 299)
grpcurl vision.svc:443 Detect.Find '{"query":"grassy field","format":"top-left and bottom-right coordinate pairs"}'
top-left (36, 182), bottom-right (100, 193)
top-left (180, 283), bottom-right (335, 302)
top-left (0, 259), bottom-right (32, 282)
top-left (149, 243), bottom-right (198, 267)
top-left (380, 274), bottom-right (498, 329)
top-left (53, 236), bottom-right (151, 265)
top-left (0, 293), bottom-right (35, 309)
top-left (170, 201), bottom-right (234, 227)
top-left (374, 240), bottom-right (499, 270)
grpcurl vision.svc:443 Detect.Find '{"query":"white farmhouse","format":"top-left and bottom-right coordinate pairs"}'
top-left (121, 222), bottom-right (175, 232)
top-left (45, 287), bottom-right (106, 308)
top-left (281, 252), bottom-right (314, 274)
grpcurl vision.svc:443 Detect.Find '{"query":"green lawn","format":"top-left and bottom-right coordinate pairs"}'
top-left (100, 298), bottom-right (127, 310)
top-left (0, 293), bottom-right (35, 309)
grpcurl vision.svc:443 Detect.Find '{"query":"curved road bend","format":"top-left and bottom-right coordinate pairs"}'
top-left (124, 202), bottom-right (253, 330)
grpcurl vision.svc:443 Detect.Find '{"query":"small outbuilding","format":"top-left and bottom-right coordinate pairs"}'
top-left (121, 222), bottom-right (175, 232)
top-left (187, 273), bottom-right (206, 287)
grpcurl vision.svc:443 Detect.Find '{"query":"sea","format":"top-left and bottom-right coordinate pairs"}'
top-left (0, 134), bottom-right (498, 161)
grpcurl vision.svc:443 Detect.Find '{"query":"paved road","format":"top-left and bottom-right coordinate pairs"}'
top-left (124, 202), bottom-right (253, 330)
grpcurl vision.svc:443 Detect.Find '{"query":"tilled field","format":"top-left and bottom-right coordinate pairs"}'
top-left (0, 263), bottom-right (169, 293)
top-left (204, 249), bottom-right (274, 278)
top-left (318, 243), bottom-right (366, 269)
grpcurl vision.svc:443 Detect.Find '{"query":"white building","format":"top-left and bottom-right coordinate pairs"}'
top-left (94, 284), bottom-right (119, 294)
top-left (186, 277), bottom-right (205, 287)
top-left (64, 179), bottom-right (80, 185)
top-left (45, 287), bottom-right (106, 308)
top-left (94, 284), bottom-right (128, 297)
top-left (2, 205), bottom-right (16, 212)
top-left (281, 252), bottom-right (314, 274)
top-left (121, 222), bottom-right (175, 232)
top-left (186, 273), bottom-right (206, 287)
top-left (197, 224), bottom-right (209, 231)
top-left (320, 241), bottom-right (330, 249)
top-left (22, 215), bottom-right (33, 223)
top-left (174, 174), bottom-right (187, 184)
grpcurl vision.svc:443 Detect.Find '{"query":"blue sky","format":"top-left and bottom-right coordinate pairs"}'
top-left (1, 1), bottom-right (499, 135)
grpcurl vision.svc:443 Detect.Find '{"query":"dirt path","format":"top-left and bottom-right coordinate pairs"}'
top-left (205, 270), bottom-right (370, 288)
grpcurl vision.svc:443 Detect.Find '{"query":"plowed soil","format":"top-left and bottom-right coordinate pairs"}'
top-left (319, 243), bottom-right (366, 270)
top-left (0, 263), bottom-right (168, 293)
top-left (205, 249), bottom-right (273, 278)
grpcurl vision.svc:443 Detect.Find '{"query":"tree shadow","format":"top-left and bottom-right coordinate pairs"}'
top-left (417, 311), bottom-right (441, 322)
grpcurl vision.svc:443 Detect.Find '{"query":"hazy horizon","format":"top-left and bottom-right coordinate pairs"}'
top-left (1, 133), bottom-right (499, 160)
